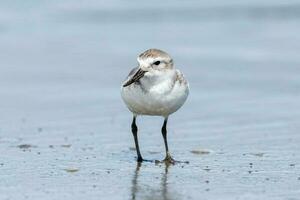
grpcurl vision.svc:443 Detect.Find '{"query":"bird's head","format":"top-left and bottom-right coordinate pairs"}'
top-left (137, 49), bottom-right (174, 75)
top-left (123, 49), bottom-right (174, 87)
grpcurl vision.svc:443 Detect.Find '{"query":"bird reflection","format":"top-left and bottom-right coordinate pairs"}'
top-left (161, 163), bottom-right (170, 200)
top-left (131, 162), bottom-right (142, 200)
top-left (130, 162), bottom-right (174, 200)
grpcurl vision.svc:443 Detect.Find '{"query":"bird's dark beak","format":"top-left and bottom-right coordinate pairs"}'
top-left (123, 68), bottom-right (146, 87)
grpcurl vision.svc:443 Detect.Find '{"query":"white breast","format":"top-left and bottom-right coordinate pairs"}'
top-left (121, 70), bottom-right (189, 117)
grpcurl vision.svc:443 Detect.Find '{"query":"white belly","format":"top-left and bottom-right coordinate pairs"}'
top-left (121, 79), bottom-right (189, 117)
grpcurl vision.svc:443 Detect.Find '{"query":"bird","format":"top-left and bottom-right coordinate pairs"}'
top-left (121, 49), bottom-right (189, 163)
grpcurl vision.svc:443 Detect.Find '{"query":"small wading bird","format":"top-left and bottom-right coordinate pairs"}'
top-left (121, 49), bottom-right (189, 163)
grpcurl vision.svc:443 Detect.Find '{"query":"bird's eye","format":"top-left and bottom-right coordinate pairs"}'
top-left (153, 61), bottom-right (160, 65)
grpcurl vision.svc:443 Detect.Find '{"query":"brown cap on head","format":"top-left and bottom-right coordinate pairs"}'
top-left (138, 49), bottom-right (171, 60)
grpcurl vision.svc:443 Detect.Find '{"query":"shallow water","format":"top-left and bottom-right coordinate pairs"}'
top-left (1, 1), bottom-right (300, 199)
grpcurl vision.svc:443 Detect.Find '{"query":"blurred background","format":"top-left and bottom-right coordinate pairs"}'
top-left (0, 1), bottom-right (300, 200)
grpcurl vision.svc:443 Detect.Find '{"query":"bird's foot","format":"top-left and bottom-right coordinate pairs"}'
top-left (155, 153), bottom-right (189, 165)
top-left (162, 155), bottom-right (177, 165)
top-left (137, 156), bottom-right (143, 162)
top-left (136, 157), bottom-right (153, 163)
top-left (154, 153), bottom-right (189, 165)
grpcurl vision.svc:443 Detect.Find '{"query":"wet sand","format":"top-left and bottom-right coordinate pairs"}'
top-left (0, 1), bottom-right (300, 199)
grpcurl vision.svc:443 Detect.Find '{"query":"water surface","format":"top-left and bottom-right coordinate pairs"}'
top-left (0, 1), bottom-right (300, 199)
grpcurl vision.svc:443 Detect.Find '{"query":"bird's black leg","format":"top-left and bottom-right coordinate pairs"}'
top-left (131, 116), bottom-right (143, 162)
top-left (161, 117), bottom-right (175, 163)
